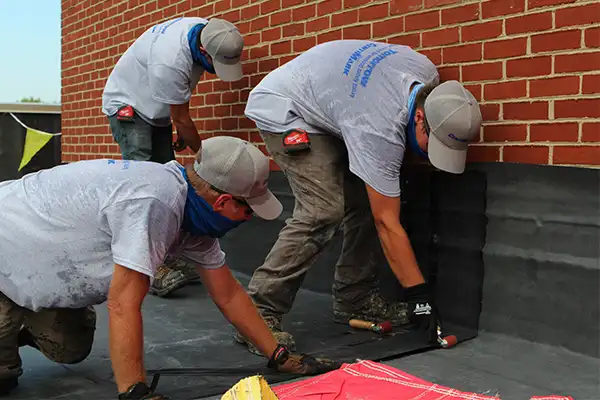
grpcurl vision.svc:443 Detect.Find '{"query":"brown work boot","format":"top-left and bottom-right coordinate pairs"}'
top-left (149, 264), bottom-right (188, 297)
top-left (332, 291), bottom-right (410, 326)
top-left (167, 256), bottom-right (201, 283)
top-left (233, 315), bottom-right (296, 356)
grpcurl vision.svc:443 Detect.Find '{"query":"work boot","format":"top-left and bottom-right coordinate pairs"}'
top-left (332, 290), bottom-right (410, 326)
top-left (149, 264), bottom-right (188, 297)
top-left (233, 315), bottom-right (296, 356)
top-left (166, 256), bottom-right (201, 283)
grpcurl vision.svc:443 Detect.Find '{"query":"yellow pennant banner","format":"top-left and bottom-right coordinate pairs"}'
top-left (18, 127), bottom-right (55, 171)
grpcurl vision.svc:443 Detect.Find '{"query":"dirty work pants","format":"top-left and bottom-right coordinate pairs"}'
top-left (247, 130), bottom-right (382, 318)
top-left (108, 113), bottom-right (175, 163)
top-left (0, 292), bottom-right (96, 380)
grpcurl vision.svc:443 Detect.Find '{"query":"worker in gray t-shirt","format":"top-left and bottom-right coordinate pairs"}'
top-left (102, 17), bottom-right (245, 298)
top-left (236, 40), bottom-right (482, 355)
top-left (0, 137), bottom-right (340, 398)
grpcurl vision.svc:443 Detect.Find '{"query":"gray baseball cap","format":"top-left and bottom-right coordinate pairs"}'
top-left (201, 18), bottom-right (244, 82)
top-left (193, 136), bottom-right (282, 220)
top-left (424, 80), bottom-right (482, 174)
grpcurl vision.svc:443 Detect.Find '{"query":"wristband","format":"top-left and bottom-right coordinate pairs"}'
top-left (267, 344), bottom-right (290, 369)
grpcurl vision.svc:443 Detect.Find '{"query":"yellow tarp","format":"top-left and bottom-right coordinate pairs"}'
top-left (221, 375), bottom-right (279, 400)
top-left (18, 127), bottom-right (55, 171)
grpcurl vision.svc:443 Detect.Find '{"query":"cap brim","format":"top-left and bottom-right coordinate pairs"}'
top-left (213, 60), bottom-right (243, 82)
top-left (427, 132), bottom-right (468, 174)
top-left (246, 189), bottom-right (283, 220)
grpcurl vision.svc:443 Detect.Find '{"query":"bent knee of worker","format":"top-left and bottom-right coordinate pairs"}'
top-left (40, 333), bottom-right (94, 364)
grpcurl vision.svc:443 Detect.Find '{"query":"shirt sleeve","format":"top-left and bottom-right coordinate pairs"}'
top-left (103, 198), bottom-right (181, 277)
top-left (179, 237), bottom-right (226, 270)
top-left (147, 64), bottom-right (192, 105)
top-left (341, 124), bottom-right (406, 198)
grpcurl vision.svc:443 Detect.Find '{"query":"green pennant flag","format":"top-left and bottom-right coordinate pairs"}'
top-left (18, 128), bottom-right (55, 171)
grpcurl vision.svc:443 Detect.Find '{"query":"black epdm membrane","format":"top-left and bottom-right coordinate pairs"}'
top-left (3, 160), bottom-right (599, 399)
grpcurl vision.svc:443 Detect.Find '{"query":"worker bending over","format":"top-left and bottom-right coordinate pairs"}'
top-left (236, 39), bottom-right (482, 355)
top-left (0, 136), bottom-right (340, 399)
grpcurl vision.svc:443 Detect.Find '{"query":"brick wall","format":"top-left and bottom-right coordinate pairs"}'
top-left (61, 0), bottom-right (600, 168)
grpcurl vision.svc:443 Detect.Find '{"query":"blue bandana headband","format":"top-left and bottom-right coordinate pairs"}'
top-left (406, 82), bottom-right (429, 160)
top-left (187, 23), bottom-right (216, 74)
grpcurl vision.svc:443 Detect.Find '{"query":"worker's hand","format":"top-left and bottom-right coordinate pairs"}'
top-left (405, 283), bottom-right (440, 344)
top-left (267, 345), bottom-right (342, 376)
top-left (172, 134), bottom-right (187, 152)
top-left (118, 382), bottom-right (169, 400)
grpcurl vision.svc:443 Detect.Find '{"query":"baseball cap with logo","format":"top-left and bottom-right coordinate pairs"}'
top-left (424, 80), bottom-right (483, 174)
top-left (201, 18), bottom-right (244, 82)
top-left (193, 136), bottom-right (283, 220)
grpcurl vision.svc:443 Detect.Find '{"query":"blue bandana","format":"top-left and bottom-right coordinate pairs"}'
top-left (407, 82), bottom-right (429, 159)
top-left (178, 166), bottom-right (244, 238)
top-left (187, 23), bottom-right (216, 74)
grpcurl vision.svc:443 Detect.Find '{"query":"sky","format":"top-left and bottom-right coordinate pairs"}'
top-left (0, 1), bottom-right (61, 104)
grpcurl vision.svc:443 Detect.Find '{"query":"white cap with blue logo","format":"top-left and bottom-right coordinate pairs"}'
top-left (424, 80), bottom-right (482, 174)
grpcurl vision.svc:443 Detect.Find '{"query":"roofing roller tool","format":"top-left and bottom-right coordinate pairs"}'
top-left (349, 319), bottom-right (393, 334)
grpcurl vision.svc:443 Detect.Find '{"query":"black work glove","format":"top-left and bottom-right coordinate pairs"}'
top-left (172, 134), bottom-right (187, 152)
top-left (405, 283), bottom-right (440, 344)
top-left (118, 382), bottom-right (169, 400)
top-left (267, 345), bottom-right (342, 376)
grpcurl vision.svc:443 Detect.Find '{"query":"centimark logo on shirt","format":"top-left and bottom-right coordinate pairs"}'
top-left (344, 43), bottom-right (399, 99)
top-left (107, 159), bottom-right (131, 170)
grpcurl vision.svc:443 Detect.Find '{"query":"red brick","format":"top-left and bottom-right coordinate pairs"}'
top-left (292, 4), bottom-right (316, 21)
top-left (585, 27), bottom-right (600, 48)
top-left (504, 146), bottom-right (549, 164)
top-left (531, 30), bottom-right (581, 53)
top-left (441, 4), bottom-right (480, 25)
top-left (481, 103), bottom-right (501, 121)
top-left (345, 0), bottom-right (370, 7)
top-left (271, 40), bottom-right (291, 55)
top-left (421, 49), bottom-right (442, 65)
top-left (307, 16), bottom-right (330, 33)
top-left (293, 36), bottom-right (316, 52)
top-left (462, 62), bottom-right (503, 82)
top-left (467, 146), bottom-right (501, 162)
top-left (317, 29), bottom-right (341, 44)
top-left (528, 0), bottom-right (577, 9)
top-left (556, 3), bottom-right (600, 28)
top-left (343, 25), bottom-right (371, 40)
top-left (583, 74), bottom-right (600, 95)
top-left (530, 122), bottom-right (579, 142)
top-left (553, 146), bottom-right (600, 165)
top-left (241, 5), bottom-right (260, 20)
top-left (282, 0), bottom-right (304, 6)
top-left (504, 101), bottom-right (549, 120)
top-left (390, 0), bottom-right (423, 15)
top-left (506, 56), bottom-right (552, 77)
top-left (438, 66), bottom-right (460, 81)
top-left (260, 0), bottom-right (280, 15)
top-left (555, 52), bottom-right (600, 73)
top-left (373, 17), bottom-right (404, 38)
top-left (388, 33), bottom-right (421, 48)
top-left (359, 4), bottom-right (389, 21)
top-left (332, 10), bottom-right (358, 27)
top-left (462, 20), bottom-right (503, 42)
top-left (482, 0), bottom-right (525, 19)
top-left (484, 80), bottom-right (527, 101)
top-left (530, 76), bottom-right (580, 97)
top-left (443, 43), bottom-right (482, 63)
top-left (422, 27), bottom-right (459, 47)
top-left (250, 16), bottom-right (269, 31)
top-left (262, 27), bottom-right (281, 41)
top-left (425, 0), bottom-right (460, 8)
top-left (484, 38), bottom-right (527, 59)
top-left (582, 123), bottom-right (600, 142)
top-left (405, 10), bottom-right (439, 31)
top-left (270, 10), bottom-right (291, 26)
top-left (465, 84), bottom-right (482, 101)
top-left (283, 23), bottom-right (305, 37)
top-left (318, 0), bottom-right (341, 17)
top-left (249, 45), bottom-right (269, 59)
top-left (484, 124), bottom-right (528, 141)
top-left (555, 98), bottom-right (600, 118)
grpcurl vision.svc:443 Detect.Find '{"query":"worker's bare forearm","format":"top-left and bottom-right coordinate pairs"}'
top-left (375, 218), bottom-right (425, 287)
top-left (108, 304), bottom-right (145, 393)
top-left (173, 117), bottom-right (201, 153)
top-left (218, 283), bottom-right (278, 358)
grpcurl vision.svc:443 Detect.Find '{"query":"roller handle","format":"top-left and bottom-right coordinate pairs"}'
top-left (349, 319), bottom-right (374, 330)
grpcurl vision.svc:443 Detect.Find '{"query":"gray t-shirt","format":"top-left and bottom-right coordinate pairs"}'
top-left (102, 17), bottom-right (207, 126)
top-left (244, 40), bottom-right (439, 197)
top-left (0, 159), bottom-right (225, 312)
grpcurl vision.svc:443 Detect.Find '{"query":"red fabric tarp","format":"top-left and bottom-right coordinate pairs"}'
top-left (273, 360), bottom-right (573, 400)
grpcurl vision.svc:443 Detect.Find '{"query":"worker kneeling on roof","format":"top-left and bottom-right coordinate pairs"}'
top-left (235, 39), bottom-right (483, 355)
top-left (0, 136), bottom-right (341, 399)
